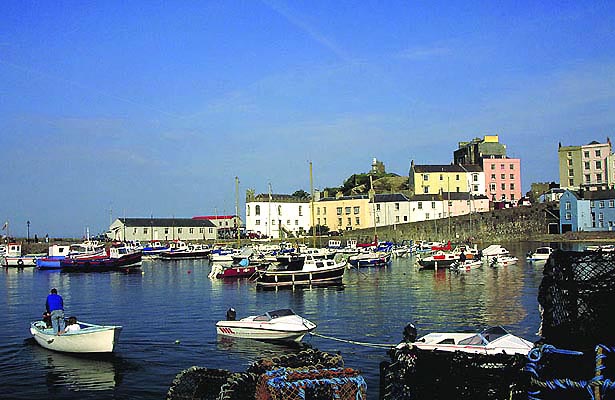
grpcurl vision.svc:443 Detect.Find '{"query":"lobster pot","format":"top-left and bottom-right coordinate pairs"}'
top-left (254, 367), bottom-right (367, 400)
top-left (524, 345), bottom-right (615, 400)
top-left (166, 367), bottom-right (232, 400)
top-left (381, 344), bottom-right (527, 400)
top-left (538, 250), bottom-right (615, 349)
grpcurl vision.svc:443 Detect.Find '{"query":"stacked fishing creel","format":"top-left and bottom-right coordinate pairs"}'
top-left (167, 348), bottom-right (362, 400)
top-left (381, 343), bottom-right (528, 400)
top-left (526, 249), bottom-right (615, 399)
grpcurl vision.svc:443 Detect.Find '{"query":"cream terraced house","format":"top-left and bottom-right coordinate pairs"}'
top-left (107, 218), bottom-right (217, 242)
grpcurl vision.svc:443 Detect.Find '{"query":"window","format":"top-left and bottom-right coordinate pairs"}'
top-left (510, 174), bottom-right (514, 179)
top-left (395, 203), bottom-right (400, 211)
top-left (501, 174), bottom-right (505, 179)
top-left (585, 174), bottom-right (591, 183)
top-left (473, 174), bottom-right (478, 182)
top-left (490, 183), bottom-right (496, 191)
top-left (375, 216), bottom-right (380, 223)
top-left (565, 212), bottom-right (571, 220)
top-left (509, 164), bottom-right (514, 170)
top-left (376, 204), bottom-right (380, 211)
top-left (569, 178), bottom-right (574, 186)
top-left (511, 194), bottom-right (515, 200)
top-left (255, 220), bottom-right (260, 225)
top-left (298, 206), bottom-right (303, 216)
top-left (404, 216), bottom-right (408, 222)
top-left (584, 151), bottom-right (590, 158)
top-left (569, 169), bottom-right (574, 177)
top-left (423, 187), bottom-right (429, 194)
top-left (596, 150), bottom-right (601, 157)
top-left (255, 205), bottom-right (261, 215)
top-left (597, 173), bottom-right (603, 182)
top-left (247, 205), bottom-right (250, 216)
top-left (144, 228), bottom-right (148, 234)
top-left (610, 200), bottom-right (614, 208)
top-left (189, 228), bottom-right (194, 234)
top-left (491, 174), bottom-right (496, 180)
top-left (473, 185), bottom-right (479, 192)
top-left (423, 174), bottom-right (429, 181)
top-left (456, 174), bottom-right (460, 180)
top-left (440, 174), bottom-right (443, 181)
top-left (395, 216), bottom-right (400, 222)
top-left (599, 212), bottom-right (604, 221)
top-left (345, 207), bottom-right (351, 215)
top-left (316, 207), bottom-right (320, 215)
top-left (336, 207), bottom-right (342, 215)
top-left (448, 201), bottom-right (453, 207)
top-left (165, 228), bottom-right (169, 234)
top-left (133, 228), bottom-right (137, 234)
top-left (417, 202), bottom-right (423, 210)
top-left (425, 213), bottom-right (430, 219)
top-left (353, 206), bottom-right (360, 214)
top-left (199, 228), bottom-right (204, 233)
top-left (501, 183), bottom-right (506, 190)
top-left (596, 161), bottom-right (602, 169)
top-left (347, 217), bottom-right (352, 225)
top-left (600, 201), bottom-right (605, 208)
top-left (178, 228), bottom-right (182, 234)
top-left (584, 162), bottom-right (590, 170)
top-left (271, 219), bottom-right (276, 225)
top-left (278, 205), bottom-right (282, 216)
top-left (431, 202), bottom-right (436, 209)
top-left (355, 217), bottom-right (360, 225)
top-left (510, 183), bottom-right (515, 190)
top-left (500, 164), bottom-right (505, 170)
top-left (338, 218), bottom-right (342, 226)
top-left (567, 159), bottom-right (573, 166)
top-left (490, 164), bottom-right (495, 170)
top-left (287, 219), bottom-right (290, 225)
top-left (565, 201), bottom-right (571, 210)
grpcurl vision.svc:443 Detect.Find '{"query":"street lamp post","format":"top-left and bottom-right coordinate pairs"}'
top-left (27, 220), bottom-right (30, 243)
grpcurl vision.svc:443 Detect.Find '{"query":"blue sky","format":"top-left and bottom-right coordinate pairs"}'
top-left (1, 1), bottom-right (614, 238)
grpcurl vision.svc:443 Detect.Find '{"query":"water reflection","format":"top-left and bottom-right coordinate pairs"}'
top-left (30, 343), bottom-right (122, 391)
top-left (216, 336), bottom-right (307, 366)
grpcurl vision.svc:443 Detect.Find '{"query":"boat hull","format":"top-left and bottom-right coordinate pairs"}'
top-left (1, 256), bottom-right (39, 267)
top-left (256, 264), bottom-right (345, 289)
top-left (159, 250), bottom-right (211, 260)
top-left (60, 252), bottom-right (142, 272)
top-left (30, 321), bottom-right (122, 353)
top-left (215, 324), bottom-right (310, 341)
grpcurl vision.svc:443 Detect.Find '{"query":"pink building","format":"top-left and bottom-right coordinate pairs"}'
top-left (482, 157), bottom-right (522, 202)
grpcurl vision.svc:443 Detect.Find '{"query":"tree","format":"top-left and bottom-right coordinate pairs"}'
top-left (292, 189), bottom-right (310, 200)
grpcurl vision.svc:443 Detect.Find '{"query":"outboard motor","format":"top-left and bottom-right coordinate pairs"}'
top-left (403, 322), bottom-right (418, 343)
top-left (226, 308), bottom-right (236, 321)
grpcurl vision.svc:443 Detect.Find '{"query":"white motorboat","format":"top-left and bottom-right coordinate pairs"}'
top-left (449, 259), bottom-right (482, 272)
top-left (481, 244), bottom-right (510, 258)
top-left (216, 308), bottom-right (317, 342)
top-left (30, 320), bottom-right (122, 353)
top-left (526, 246), bottom-right (554, 262)
top-left (489, 255), bottom-right (519, 267)
top-left (399, 325), bottom-right (533, 356)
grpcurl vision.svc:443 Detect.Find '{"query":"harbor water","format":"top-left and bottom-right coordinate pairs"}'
top-left (0, 241), bottom-right (587, 399)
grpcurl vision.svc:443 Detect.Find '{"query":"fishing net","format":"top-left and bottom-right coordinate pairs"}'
top-left (537, 250), bottom-right (615, 349)
top-left (254, 367), bottom-right (366, 400)
top-left (217, 348), bottom-right (350, 400)
top-left (381, 344), bottom-right (528, 400)
top-left (166, 366), bottom-right (232, 400)
top-left (524, 344), bottom-right (615, 399)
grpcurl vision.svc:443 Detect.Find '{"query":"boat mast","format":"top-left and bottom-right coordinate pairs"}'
top-left (310, 161), bottom-right (315, 248)
top-left (235, 176), bottom-right (241, 247)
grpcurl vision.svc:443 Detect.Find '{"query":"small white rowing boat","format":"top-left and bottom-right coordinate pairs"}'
top-left (399, 325), bottom-right (533, 356)
top-left (216, 308), bottom-right (316, 342)
top-left (30, 320), bottom-right (122, 353)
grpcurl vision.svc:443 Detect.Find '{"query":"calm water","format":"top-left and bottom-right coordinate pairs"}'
top-left (0, 241), bottom-right (588, 400)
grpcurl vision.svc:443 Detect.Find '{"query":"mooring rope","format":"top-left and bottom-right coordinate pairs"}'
top-left (309, 331), bottom-right (395, 349)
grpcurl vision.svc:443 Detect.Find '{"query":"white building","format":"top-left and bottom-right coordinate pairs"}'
top-left (107, 218), bottom-right (217, 242)
top-left (245, 194), bottom-right (311, 239)
top-left (408, 194), bottom-right (446, 222)
top-left (373, 193), bottom-right (411, 227)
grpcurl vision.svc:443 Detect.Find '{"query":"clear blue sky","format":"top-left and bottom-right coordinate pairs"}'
top-left (1, 1), bottom-right (614, 238)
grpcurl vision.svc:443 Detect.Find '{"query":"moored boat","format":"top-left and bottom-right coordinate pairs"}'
top-left (216, 308), bottom-right (316, 342)
top-left (348, 251), bottom-right (392, 268)
top-left (159, 242), bottom-right (210, 260)
top-left (60, 245), bottom-right (142, 272)
top-left (255, 254), bottom-right (346, 289)
top-left (30, 319), bottom-right (122, 353)
top-left (450, 259), bottom-right (482, 272)
top-left (526, 246), bottom-right (554, 263)
top-left (417, 251), bottom-right (458, 270)
top-left (399, 324), bottom-right (533, 356)
top-left (1, 243), bottom-right (42, 267)
top-left (489, 255), bottom-right (519, 267)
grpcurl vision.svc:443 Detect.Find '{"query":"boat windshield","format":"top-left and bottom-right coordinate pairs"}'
top-left (267, 309), bottom-right (296, 319)
top-left (457, 326), bottom-right (509, 346)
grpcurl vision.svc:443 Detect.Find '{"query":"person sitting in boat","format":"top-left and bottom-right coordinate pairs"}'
top-left (58, 316), bottom-right (81, 335)
top-left (459, 250), bottom-right (466, 263)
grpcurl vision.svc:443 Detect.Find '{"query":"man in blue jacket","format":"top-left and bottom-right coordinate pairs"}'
top-left (46, 288), bottom-right (64, 333)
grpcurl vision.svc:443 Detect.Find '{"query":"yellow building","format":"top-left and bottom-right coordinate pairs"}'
top-left (313, 195), bottom-right (372, 232)
top-left (409, 163), bottom-right (483, 195)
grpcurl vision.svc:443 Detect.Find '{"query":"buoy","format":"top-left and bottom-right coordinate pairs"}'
top-left (187, 270), bottom-right (191, 274)
top-left (175, 340), bottom-right (181, 344)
